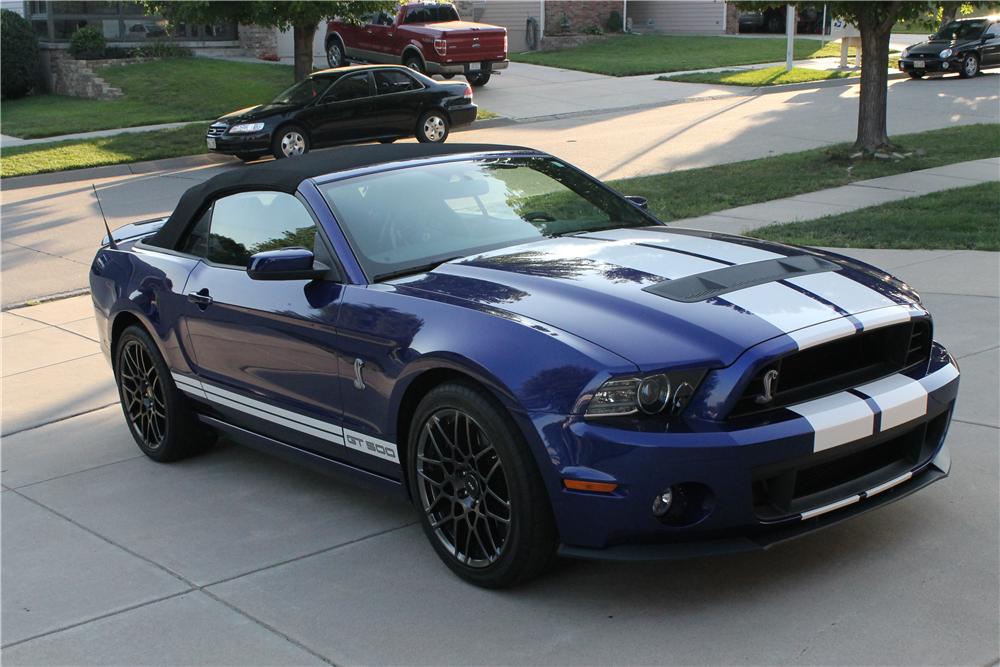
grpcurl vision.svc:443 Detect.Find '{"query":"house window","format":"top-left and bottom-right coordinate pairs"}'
top-left (25, 0), bottom-right (237, 42)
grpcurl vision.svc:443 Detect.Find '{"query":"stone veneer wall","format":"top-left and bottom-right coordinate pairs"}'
top-left (47, 51), bottom-right (145, 99)
top-left (544, 0), bottom-right (624, 35)
top-left (238, 23), bottom-right (278, 58)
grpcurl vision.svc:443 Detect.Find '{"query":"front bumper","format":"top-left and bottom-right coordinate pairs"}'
top-left (538, 344), bottom-right (959, 558)
top-left (205, 130), bottom-right (271, 156)
top-left (426, 59), bottom-right (509, 76)
top-left (899, 56), bottom-right (961, 74)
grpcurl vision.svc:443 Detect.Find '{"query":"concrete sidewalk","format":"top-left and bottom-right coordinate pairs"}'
top-left (677, 157), bottom-right (1000, 234)
top-left (2, 248), bottom-right (996, 666)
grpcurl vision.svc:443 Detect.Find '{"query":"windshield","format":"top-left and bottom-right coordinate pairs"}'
top-left (320, 157), bottom-right (654, 281)
top-left (932, 19), bottom-right (987, 40)
top-left (272, 77), bottom-right (333, 105)
top-left (404, 4), bottom-right (460, 23)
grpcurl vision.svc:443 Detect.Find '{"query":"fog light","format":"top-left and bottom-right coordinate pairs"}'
top-left (942, 61), bottom-right (949, 69)
top-left (652, 487), bottom-right (674, 516)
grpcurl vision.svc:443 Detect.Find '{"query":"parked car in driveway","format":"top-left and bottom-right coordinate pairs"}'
top-left (325, 2), bottom-right (508, 87)
top-left (899, 16), bottom-right (1000, 78)
top-left (91, 144), bottom-right (959, 588)
top-left (205, 65), bottom-right (476, 161)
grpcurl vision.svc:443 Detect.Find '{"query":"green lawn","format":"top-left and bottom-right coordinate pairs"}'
top-left (753, 182), bottom-right (1000, 250)
top-left (1, 58), bottom-right (294, 138)
top-left (607, 124), bottom-right (1000, 222)
top-left (510, 35), bottom-right (851, 76)
top-left (661, 65), bottom-right (854, 86)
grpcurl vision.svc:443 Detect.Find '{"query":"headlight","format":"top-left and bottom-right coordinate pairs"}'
top-left (228, 122), bottom-right (265, 134)
top-left (585, 369), bottom-right (707, 419)
top-left (901, 48), bottom-right (909, 58)
top-left (939, 48), bottom-right (953, 59)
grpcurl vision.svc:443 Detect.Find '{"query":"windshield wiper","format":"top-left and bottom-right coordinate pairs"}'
top-left (374, 256), bottom-right (463, 282)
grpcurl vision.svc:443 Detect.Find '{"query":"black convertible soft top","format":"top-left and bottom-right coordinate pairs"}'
top-left (147, 143), bottom-right (529, 249)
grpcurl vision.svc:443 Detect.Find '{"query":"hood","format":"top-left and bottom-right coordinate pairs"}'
top-left (218, 103), bottom-right (299, 124)
top-left (424, 20), bottom-right (506, 33)
top-left (393, 228), bottom-right (920, 370)
top-left (906, 37), bottom-right (978, 54)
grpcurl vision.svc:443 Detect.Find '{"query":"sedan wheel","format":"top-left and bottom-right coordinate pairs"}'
top-left (272, 126), bottom-right (309, 159)
top-left (960, 54), bottom-right (979, 78)
top-left (417, 111), bottom-right (449, 143)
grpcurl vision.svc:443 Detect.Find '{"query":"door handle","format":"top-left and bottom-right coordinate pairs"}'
top-left (187, 288), bottom-right (213, 309)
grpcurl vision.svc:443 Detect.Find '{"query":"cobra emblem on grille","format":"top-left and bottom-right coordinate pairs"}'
top-left (755, 369), bottom-right (780, 405)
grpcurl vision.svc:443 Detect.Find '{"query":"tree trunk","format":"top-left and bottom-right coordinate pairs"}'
top-left (854, 10), bottom-right (897, 153)
top-left (293, 23), bottom-right (317, 82)
top-left (939, 2), bottom-right (960, 29)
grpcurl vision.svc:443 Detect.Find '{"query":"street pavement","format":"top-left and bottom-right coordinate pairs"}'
top-left (2, 73), bottom-right (998, 307)
top-left (2, 246), bottom-right (997, 665)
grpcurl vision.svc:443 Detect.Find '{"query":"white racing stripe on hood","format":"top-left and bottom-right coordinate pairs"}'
top-left (723, 282), bottom-right (845, 334)
top-left (786, 271), bottom-right (898, 314)
top-left (584, 229), bottom-right (783, 264)
top-left (853, 305), bottom-right (914, 331)
top-left (575, 239), bottom-right (726, 279)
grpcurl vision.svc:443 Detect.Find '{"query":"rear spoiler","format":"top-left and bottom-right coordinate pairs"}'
top-left (102, 217), bottom-right (167, 248)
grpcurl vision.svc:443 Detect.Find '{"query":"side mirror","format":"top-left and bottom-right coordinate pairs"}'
top-left (247, 247), bottom-right (328, 281)
top-left (625, 195), bottom-right (649, 210)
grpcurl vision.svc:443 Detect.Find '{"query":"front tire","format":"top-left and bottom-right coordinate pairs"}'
top-left (326, 39), bottom-right (347, 68)
top-left (272, 125), bottom-right (309, 159)
top-left (408, 382), bottom-right (557, 588)
top-left (907, 71), bottom-right (924, 79)
top-left (959, 53), bottom-right (979, 78)
top-left (416, 110), bottom-right (449, 143)
top-left (466, 71), bottom-right (491, 87)
top-left (114, 325), bottom-right (213, 462)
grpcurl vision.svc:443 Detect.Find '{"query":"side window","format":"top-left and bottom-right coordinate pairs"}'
top-left (374, 69), bottom-right (419, 95)
top-left (327, 73), bottom-right (371, 102)
top-left (181, 191), bottom-right (318, 268)
top-left (986, 23), bottom-right (1000, 37)
top-left (404, 7), bottom-right (429, 23)
top-left (375, 11), bottom-right (394, 26)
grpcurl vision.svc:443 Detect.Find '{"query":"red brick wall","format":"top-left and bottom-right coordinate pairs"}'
top-left (545, 1), bottom-right (625, 34)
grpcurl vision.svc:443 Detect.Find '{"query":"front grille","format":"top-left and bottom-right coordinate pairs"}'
top-left (730, 320), bottom-right (932, 419)
top-left (752, 410), bottom-right (948, 520)
top-left (206, 123), bottom-right (228, 137)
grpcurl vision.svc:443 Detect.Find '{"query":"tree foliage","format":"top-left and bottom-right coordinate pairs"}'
top-left (1, 9), bottom-right (39, 100)
top-left (141, 1), bottom-right (395, 80)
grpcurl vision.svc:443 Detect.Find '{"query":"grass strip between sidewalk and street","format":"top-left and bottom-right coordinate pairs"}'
top-left (660, 66), bottom-right (855, 87)
top-left (752, 182), bottom-right (1000, 250)
top-left (511, 35), bottom-right (853, 76)
top-left (610, 124), bottom-right (999, 223)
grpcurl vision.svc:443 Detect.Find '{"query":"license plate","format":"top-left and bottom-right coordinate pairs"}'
top-left (468, 62), bottom-right (481, 72)
top-left (914, 60), bottom-right (925, 68)
top-left (206, 137), bottom-right (216, 149)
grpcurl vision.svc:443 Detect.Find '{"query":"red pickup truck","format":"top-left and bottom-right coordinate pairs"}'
top-left (325, 2), bottom-right (508, 86)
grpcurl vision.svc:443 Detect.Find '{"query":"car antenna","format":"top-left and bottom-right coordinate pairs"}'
top-left (93, 184), bottom-right (117, 250)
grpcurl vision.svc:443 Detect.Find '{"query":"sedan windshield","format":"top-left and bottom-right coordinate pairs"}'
top-left (932, 19), bottom-right (987, 40)
top-left (272, 77), bottom-right (333, 105)
top-left (320, 157), bottom-right (653, 281)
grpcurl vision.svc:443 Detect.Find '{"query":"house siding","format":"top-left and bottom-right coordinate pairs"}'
top-left (627, 1), bottom-right (727, 35)
top-left (456, 0), bottom-right (541, 53)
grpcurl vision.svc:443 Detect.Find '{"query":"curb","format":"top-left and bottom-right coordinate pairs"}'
top-left (3, 287), bottom-right (92, 312)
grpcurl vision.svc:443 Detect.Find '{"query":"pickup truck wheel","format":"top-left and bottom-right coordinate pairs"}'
top-left (404, 54), bottom-right (425, 73)
top-left (441, 73), bottom-right (456, 79)
top-left (417, 111), bottom-right (449, 143)
top-left (327, 40), bottom-right (347, 68)
top-left (466, 71), bottom-right (491, 87)
top-left (272, 125), bottom-right (309, 159)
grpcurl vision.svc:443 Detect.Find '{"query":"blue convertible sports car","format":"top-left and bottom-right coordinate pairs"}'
top-left (91, 144), bottom-right (959, 587)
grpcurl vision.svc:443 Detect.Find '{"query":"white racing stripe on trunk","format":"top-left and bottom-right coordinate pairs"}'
top-left (786, 272), bottom-right (897, 314)
top-left (919, 362), bottom-right (960, 393)
top-left (853, 305), bottom-right (913, 331)
top-left (788, 391), bottom-right (875, 452)
top-left (787, 317), bottom-right (858, 351)
top-left (723, 282), bottom-right (844, 335)
top-left (854, 373), bottom-right (928, 432)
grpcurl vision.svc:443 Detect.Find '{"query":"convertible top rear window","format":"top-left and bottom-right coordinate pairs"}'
top-left (319, 157), bottom-right (652, 281)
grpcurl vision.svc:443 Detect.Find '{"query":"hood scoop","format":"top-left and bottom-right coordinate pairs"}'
top-left (643, 255), bottom-right (840, 303)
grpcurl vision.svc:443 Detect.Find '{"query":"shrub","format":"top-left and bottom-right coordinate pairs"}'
top-left (70, 24), bottom-right (107, 59)
top-left (582, 25), bottom-right (603, 35)
top-left (132, 41), bottom-right (193, 59)
top-left (1, 9), bottom-right (39, 99)
top-left (606, 10), bottom-right (622, 33)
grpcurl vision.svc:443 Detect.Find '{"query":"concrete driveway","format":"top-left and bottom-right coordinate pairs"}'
top-left (2, 73), bottom-right (998, 308)
top-left (2, 247), bottom-right (997, 666)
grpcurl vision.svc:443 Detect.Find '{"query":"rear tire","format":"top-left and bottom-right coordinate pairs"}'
top-left (114, 325), bottom-right (213, 462)
top-left (326, 39), bottom-right (347, 68)
top-left (272, 125), bottom-right (309, 159)
top-left (466, 71), bottom-right (491, 87)
top-left (959, 53), bottom-right (979, 78)
top-left (441, 73), bottom-right (456, 79)
top-left (404, 53), bottom-right (425, 74)
top-left (416, 110), bottom-right (449, 143)
top-left (407, 382), bottom-right (558, 588)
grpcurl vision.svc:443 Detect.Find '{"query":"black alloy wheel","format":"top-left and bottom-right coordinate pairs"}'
top-left (114, 325), bottom-right (213, 462)
top-left (408, 383), bottom-right (557, 588)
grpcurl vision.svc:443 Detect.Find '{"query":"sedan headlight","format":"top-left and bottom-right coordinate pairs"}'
top-left (585, 369), bottom-right (706, 419)
top-left (228, 122), bottom-right (265, 134)
top-left (939, 48), bottom-right (953, 59)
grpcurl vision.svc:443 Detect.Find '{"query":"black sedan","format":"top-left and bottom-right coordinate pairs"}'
top-left (205, 64), bottom-right (478, 161)
top-left (899, 16), bottom-right (1000, 79)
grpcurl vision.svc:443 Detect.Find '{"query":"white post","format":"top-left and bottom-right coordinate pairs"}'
top-left (623, 0), bottom-right (627, 33)
top-left (539, 0), bottom-right (545, 39)
top-left (821, 3), bottom-right (827, 42)
top-left (785, 4), bottom-right (795, 72)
